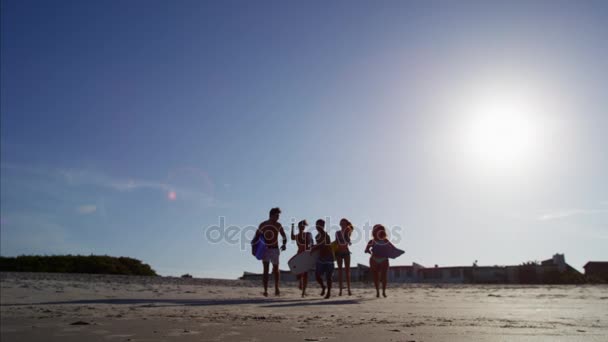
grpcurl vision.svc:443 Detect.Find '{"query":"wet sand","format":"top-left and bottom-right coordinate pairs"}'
top-left (1, 272), bottom-right (607, 341)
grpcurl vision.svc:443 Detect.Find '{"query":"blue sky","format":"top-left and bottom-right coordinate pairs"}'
top-left (1, 0), bottom-right (607, 278)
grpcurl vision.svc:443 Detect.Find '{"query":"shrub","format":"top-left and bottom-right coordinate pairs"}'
top-left (0, 255), bottom-right (157, 276)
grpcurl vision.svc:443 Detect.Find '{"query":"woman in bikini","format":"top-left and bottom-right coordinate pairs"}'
top-left (335, 218), bottom-right (353, 296)
top-left (291, 220), bottom-right (312, 297)
top-left (364, 224), bottom-right (392, 298)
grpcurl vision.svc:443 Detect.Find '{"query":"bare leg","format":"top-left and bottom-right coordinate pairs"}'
top-left (336, 255), bottom-right (343, 296)
top-left (262, 262), bottom-right (269, 296)
top-left (301, 272), bottom-right (308, 297)
top-left (345, 254), bottom-right (352, 295)
top-left (316, 272), bottom-right (326, 296)
top-left (381, 266), bottom-right (388, 297)
top-left (325, 272), bottom-right (332, 299)
top-left (273, 264), bottom-right (280, 296)
top-left (373, 269), bottom-right (380, 298)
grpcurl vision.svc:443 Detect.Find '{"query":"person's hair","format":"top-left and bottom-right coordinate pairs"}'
top-left (298, 220), bottom-right (308, 229)
top-left (316, 219), bottom-right (325, 227)
top-left (372, 224), bottom-right (386, 240)
top-left (269, 207), bottom-right (281, 217)
top-left (340, 218), bottom-right (353, 230)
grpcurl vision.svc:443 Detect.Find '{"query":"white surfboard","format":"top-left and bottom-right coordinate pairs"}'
top-left (288, 250), bottom-right (320, 275)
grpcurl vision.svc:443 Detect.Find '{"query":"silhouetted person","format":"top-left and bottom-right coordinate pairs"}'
top-left (291, 220), bottom-right (313, 297)
top-left (365, 224), bottom-right (393, 298)
top-left (254, 207), bottom-right (287, 296)
top-left (335, 218), bottom-right (353, 296)
top-left (311, 219), bottom-right (334, 299)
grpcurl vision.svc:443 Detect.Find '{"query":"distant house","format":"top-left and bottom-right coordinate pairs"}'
top-left (469, 266), bottom-right (508, 284)
top-left (508, 254), bottom-right (583, 284)
top-left (541, 254), bottom-right (567, 272)
top-left (239, 263), bottom-right (372, 283)
top-left (387, 263), bottom-right (425, 283)
top-left (411, 254), bottom-right (582, 284)
top-left (583, 262), bottom-right (608, 282)
top-left (416, 265), bottom-right (507, 284)
top-left (240, 253), bottom-right (583, 284)
top-left (538, 253), bottom-right (584, 284)
top-left (419, 266), bottom-right (466, 283)
top-left (348, 263), bottom-right (372, 282)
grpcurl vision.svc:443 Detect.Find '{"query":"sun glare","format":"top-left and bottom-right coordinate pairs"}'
top-left (463, 90), bottom-right (539, 167)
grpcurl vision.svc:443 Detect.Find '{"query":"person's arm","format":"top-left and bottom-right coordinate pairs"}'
top-left (290, 223), bottom-right (296, 241)
top-left (280, 225), bottom-right (287, 251)
top-left (306, 232), bottom-right (312, 251)
top-left (346, 228), bottom-right (352, 245)
top-left (364, 240), bottom-right (373, 254)
top-left (310, 235), bottom-right (321, 253)
top-left (254, 224), bottom-right (262, 241)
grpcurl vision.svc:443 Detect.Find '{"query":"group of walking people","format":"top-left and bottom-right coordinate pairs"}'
top-left (253, 207), bottom-right (394, 299)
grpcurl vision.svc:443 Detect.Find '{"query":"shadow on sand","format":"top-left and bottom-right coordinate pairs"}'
top-left (2, 298), bottom-right (363, 308)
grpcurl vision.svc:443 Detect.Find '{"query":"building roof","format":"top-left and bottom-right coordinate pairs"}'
top-left (584, 261), bottom-right (608, 268)
top-left (387, 265), bottom-right (415, 269)
top-left (387, 263), bottom-right (425, 269)
top-left (418, 265), bottom-right (505, 271)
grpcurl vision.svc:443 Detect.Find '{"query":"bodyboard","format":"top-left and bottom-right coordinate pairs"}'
top-left (372, 242), bottom-right (404, 259)
top-left (288, 250), bottom-right (320, 275)
top-left (252, 237), bottom-right (267, 261)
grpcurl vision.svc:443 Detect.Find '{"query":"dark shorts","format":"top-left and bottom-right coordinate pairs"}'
top-left (316, 261), bottom-right (335, 276)
top-left (335, 250), bottom-right (351, 258)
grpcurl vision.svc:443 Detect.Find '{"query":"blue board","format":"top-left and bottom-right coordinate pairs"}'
top-left (252, 237), bottom-right (267, 261)
top-left (372, 242), bottom-right (404, 259)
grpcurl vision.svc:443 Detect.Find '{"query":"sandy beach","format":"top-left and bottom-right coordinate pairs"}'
top-left (1, 272), bottom-right (607, 341)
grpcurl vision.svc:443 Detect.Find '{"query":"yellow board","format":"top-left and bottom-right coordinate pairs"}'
top-left (330, 241), bottom-right (339, 255)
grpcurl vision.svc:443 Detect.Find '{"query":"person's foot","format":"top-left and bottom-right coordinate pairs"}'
top-left (301, 292), bottom-right (306, 298)
top-left (338, 289), bottom-right (342, 296)
top-left (382, 292), bottom-right (387, 298)
top-left (275, 289), bottom-right (280, 296)
top-left (376, 291), bottom-right (380, 298)
top-left (348, 290), bottom-right (352, 296)
top-left (263, 292), bottom-right (268, 297)
top-left (324, 291), bottom-right (331, 299)
top-left (320, 287), bottom-right (326, 296)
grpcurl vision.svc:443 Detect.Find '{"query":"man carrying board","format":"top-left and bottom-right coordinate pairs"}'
top-left (254, 207), bottom-right (287, 296)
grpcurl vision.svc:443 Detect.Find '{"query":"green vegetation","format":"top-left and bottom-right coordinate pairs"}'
top-left (0, 255), bottom-right (157, 276)
top-left (541, 268), bottom-right (586, 284)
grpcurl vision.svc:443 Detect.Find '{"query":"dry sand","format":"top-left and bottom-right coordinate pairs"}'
top-left (1, 272), bottom-right (607, 341)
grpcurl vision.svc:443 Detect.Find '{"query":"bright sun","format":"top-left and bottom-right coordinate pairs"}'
top-left (463, 90), bottom-right (539, 167)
